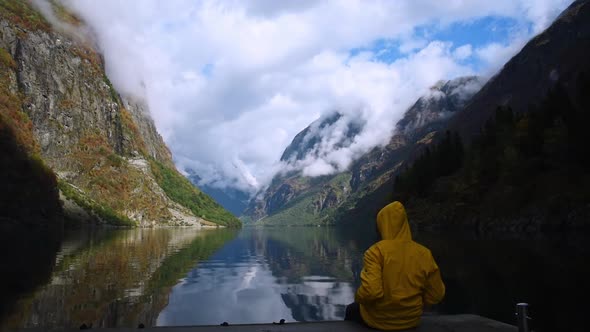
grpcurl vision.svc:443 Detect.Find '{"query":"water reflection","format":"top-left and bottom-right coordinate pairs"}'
top-left (2, 225), bottom-right (588, 332)
top-left (157, 227), bottom-right (361, 325)
top-left (0, 226), bottom-right (62, 326)
top-left (1, 227), bottom-right (237, 329)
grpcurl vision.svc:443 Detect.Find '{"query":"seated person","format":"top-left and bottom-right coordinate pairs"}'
top-left (345, 201), bottom-right (445, 330)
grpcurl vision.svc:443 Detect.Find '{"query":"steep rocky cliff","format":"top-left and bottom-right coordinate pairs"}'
top-left (243, 76), bottom-right (483, 225)
top-left (279, 112), bottom-right (364, 164)
top-left (344, 0), bottom-right (590, 231)
top-left (396, 76), bottom-right (485, 136)
top-left (0, 1), bottom-right (239, 227)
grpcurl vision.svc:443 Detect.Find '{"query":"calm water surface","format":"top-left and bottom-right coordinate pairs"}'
top-left (1, 226), bottom-right (588, 331)
top-left (157, 227), bottom-right (359, 325)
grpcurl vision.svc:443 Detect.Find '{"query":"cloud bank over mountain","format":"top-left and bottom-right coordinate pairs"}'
top-left (59, 0), bottom-right (572, 194)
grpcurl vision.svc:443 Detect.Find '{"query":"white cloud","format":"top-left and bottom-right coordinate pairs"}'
top-left (518, 0), bottom-right (573, 33)
top-left (55, 0), bottom-right (573, 194)
top-left (280, 41), bottom-right (475, 177)
top-left (453, 44), bottom-right (473, 60)
top-left (475, 37), bottom-right (528, 73)
top-left (399, 37), bottom-right (429, 54)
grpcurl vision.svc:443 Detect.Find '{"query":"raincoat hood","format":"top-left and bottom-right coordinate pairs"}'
top-left (376, 201), bottom-right (412, 241)
top-left (357, 201), bottom-right (445, 330)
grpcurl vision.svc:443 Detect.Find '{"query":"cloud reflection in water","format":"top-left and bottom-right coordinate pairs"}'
top-left (157, 228), bottom-right (359, 325)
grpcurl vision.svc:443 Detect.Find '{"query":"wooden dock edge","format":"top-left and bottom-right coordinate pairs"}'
top-left (6, 314), bottom-right (517, 332)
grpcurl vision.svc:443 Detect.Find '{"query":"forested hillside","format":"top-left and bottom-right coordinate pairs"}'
top-left (394, 76), bottom-right (590, 231)
top-left (338, 0), bottom-right (590, 232)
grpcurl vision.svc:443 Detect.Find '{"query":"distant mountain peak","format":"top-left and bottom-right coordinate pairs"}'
top-left (280, 111), bottom-right (364, 164)
top-left (186, 169), bottom-right (250, 216)
top-left (243, 74), bottom-right (485, 224)
top-left (396, 76), bottom-right (485, 134)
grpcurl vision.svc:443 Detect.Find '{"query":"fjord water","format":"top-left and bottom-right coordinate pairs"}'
top-left (1, 227), bottom-right (588, 331)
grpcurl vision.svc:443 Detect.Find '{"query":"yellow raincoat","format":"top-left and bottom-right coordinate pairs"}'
top-left (355, 201), bottom-right (445, 330)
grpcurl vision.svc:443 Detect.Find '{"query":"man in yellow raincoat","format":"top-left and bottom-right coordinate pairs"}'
top-left (345, 201), bottom-right (445, 330)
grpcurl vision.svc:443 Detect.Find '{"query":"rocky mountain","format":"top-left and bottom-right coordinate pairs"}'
top-left (396, 76), bottom-right (484, 135)
top-left (0, 77), bottom-right (62, 231)
top-left (241, 111), bottom-right (362, 224)
top-left (342, 0), bottom-right (590, 232)
top-left (245, 0), bottom-right (590, 230)
top-left (280, 112), bottom-right (364, 164)
top-left (0, 1), bottom-right (239, 228)
top-left (242, 76), bottom-right (484, 225)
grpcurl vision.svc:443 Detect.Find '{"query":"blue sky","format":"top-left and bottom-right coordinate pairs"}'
top-left (351, 15), bottom-right (532, 72)
top-left (61, 0), bottom-right (573, 193)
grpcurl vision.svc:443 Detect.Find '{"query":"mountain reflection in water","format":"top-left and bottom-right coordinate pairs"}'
top-left (0, 227), bottom-right (237, 329)
top-left (157, 227), bottom-right (359, 325)
top-left (1, 226), bottom-right (588, 332)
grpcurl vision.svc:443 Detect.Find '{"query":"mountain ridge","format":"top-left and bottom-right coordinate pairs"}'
top-left (450, 0), bottom-right (590, 140)
top-left (0, 1), bottom-right (239, 228)
top-left (242, 76), bottom-right (484, 225)
top-left (244, 0), bottom-right (590, 230)
top-left (341, 0), bottom-right (590, 231)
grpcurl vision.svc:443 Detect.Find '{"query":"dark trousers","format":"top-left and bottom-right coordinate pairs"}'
top-left (344, 302), bottom-right (369, 327)
top-left (345, 302), bottom-right (419, 331)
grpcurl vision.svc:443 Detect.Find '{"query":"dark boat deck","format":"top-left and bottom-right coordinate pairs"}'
top-left (15, 315), bottom-right (516, 332)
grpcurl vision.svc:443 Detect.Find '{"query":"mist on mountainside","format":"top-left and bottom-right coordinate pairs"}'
top-left (54, 0), bottom-right (573, 197)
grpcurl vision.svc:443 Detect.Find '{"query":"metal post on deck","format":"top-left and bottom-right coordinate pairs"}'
top-left (516, 303), bottom-right (530, 332)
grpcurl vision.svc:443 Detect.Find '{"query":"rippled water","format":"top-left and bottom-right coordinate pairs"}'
top-left (1, 226), bottom-right (588, 331)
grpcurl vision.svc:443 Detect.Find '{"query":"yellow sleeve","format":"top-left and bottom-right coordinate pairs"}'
top-left (355, 246), bottom-right (383, 304)
top-left (423, 252), bottom-right (445, 305)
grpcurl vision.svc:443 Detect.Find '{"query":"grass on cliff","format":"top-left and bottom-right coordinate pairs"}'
top-left (149, 159), bottom-right (241, 228)
top-left (0, 0), bottom-right (83, 32)
top-left (0, 0), bottom-right (50, 31)
top-left (50, 0), bottom-right (82, 26)
top-left (69, 130), bottom-right (182, 225)
top-left (58, 180), bottom-right (136, 227)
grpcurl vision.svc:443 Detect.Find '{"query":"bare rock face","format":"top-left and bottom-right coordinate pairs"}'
top-left (266, 181), bottom-right (306, 214)
top-left (396, 76), bottom-right (485, 135)
top-left (123, 99), bottom-right (173, 166)
top-left (0, 8), bottom-right (214, 227)
top-left (349, 134), bottom-right (408, 192)
top-left (311, 184), bottom-right (348, 213)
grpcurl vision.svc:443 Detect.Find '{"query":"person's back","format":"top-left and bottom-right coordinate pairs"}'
top-left (352, 201), bottom-right (445, 330)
